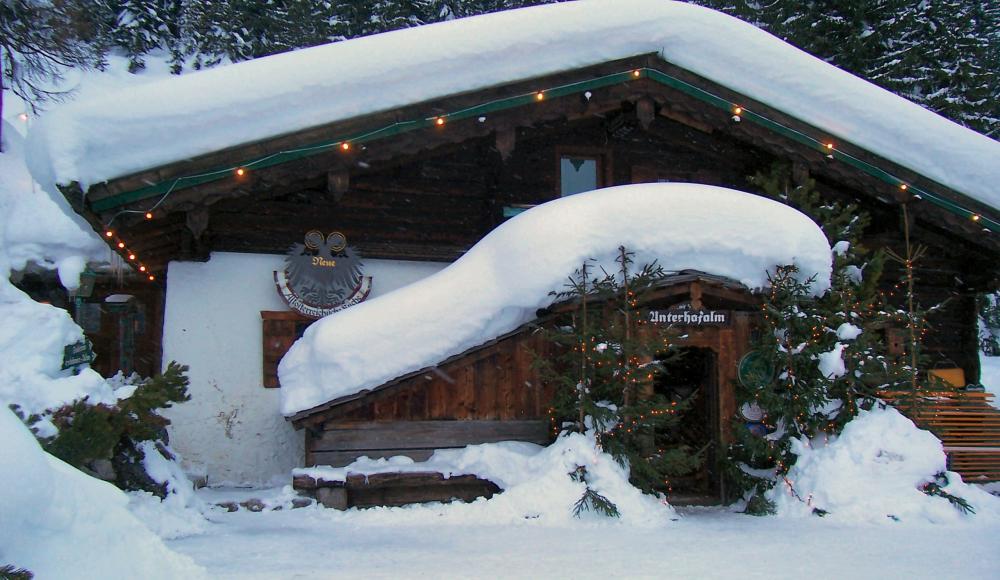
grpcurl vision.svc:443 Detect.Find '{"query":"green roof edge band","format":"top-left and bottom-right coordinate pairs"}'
top-left (90, 65), bottom-right (999, 234)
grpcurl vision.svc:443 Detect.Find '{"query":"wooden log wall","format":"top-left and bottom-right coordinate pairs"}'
top-left (324, 331), bottom-right (557, 424)
top-left (307, 420), bottom-right (550, 467)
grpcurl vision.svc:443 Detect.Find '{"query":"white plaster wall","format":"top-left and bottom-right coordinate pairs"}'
top-left (162, 252), bottom-right (447, 485)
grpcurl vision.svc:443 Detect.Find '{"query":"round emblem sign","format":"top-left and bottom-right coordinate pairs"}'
top-left (737, 350), bottom-right (775, 390)
top-left (273, 230), bottom-right (372, 318)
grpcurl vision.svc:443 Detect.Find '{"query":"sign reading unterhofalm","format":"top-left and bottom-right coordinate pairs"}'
top-left (274, 230), bottom-right (372, 318)
top-left (648, 308), bottom-right (729, 326)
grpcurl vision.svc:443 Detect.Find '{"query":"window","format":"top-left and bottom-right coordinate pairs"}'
top-left (261, 310), bottom-right (314, 388)
top-left (560, 156), bottom-right (599, 197)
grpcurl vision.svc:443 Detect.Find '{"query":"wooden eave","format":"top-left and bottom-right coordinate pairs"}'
top-left (288, 271), bottom-right (758, 428)
top-left (67, 53), bottom-right (1000, 276)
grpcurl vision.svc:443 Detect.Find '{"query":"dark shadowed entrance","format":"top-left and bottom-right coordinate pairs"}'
top-left (655, 346), bottom-right (720, 504)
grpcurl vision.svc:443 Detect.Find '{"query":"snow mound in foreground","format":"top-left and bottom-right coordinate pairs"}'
top-left (768, 406), bottom-right (1000, 523)
top-left (0, 408), bottom-right (206, 579)
top-left (0, 123), bottom-right (114, 428)
top-left (280, 184), bottom-right (831, 415)
top-left (296, 431), bottom-right (675, 526)
top-left (125, 440), bottom-right (210, 540)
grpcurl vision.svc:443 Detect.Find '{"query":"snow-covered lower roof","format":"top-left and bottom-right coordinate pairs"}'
top-left (278, 184), bottom-right (832, 416)
top-left (25, 0), bottom-right (1000, 210)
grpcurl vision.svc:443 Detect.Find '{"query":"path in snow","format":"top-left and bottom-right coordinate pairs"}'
top-left (167, 506), bottom-right (1000, 579)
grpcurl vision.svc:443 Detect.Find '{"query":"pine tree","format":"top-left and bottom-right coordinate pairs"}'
top-left (537, 248), bottom-right (703, 502)
top-left (0, 0), bottom-right (105, 149)
top-left (724, 166), bottom-right (891, 511)
top-left (694, 0), bottom-right (999, 136)
top-left (39, 361), bottom-right (191, 495)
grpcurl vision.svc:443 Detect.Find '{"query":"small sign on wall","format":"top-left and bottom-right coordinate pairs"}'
top-left (274, 230), bottom-right (372, 319)
top-left (648, 307), bottom-right (730, 326)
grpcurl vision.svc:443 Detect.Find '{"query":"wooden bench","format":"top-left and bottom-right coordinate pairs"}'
top-left (882, 388), bottom-right (1000, 482)
top-left (293, 471), bottom-right (501, 509)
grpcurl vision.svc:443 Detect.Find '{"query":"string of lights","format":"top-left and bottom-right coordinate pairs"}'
top-left (94, 65), bottom-right (997, 280)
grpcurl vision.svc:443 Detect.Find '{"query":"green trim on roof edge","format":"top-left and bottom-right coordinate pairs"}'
top-left (88, 65), bottom-right (999, 233)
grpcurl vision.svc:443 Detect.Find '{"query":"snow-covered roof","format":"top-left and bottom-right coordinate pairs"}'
top-left (25, 0), bottom-right (1000, 211)
top-left (278, 184), bottom-right (832, 416)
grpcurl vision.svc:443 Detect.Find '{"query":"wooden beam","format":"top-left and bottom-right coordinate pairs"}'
top-left (327, 171), bottom-right (350, 200)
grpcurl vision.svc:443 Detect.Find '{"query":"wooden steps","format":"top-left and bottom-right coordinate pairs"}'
top-left (882, 389), bottom-right (1000, 482)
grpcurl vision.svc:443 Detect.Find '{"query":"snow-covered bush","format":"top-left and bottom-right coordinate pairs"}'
top-left (766, 406), bottom-right (1000, 523)
top-left (28, 361), bottom-right (192, 495)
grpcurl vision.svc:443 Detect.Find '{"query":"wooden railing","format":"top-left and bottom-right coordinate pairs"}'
top-left (882, 388), bottom-right (1000, 483)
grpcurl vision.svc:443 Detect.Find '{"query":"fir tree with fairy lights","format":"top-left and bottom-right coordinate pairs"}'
top-left (537, 247), bottom-right (703, 515)
top-left (724, 166), bottom-right (891, 513)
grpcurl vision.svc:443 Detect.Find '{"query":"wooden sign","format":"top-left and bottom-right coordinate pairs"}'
top-left (274, 230), bottom-right (372, 318)
top-left (648, 308), bottom-right (729, 326)
top-left (61, 339), bottom-right (95, 370)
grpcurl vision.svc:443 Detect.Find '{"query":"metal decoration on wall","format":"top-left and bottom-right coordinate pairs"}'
top-left (737, 350), bottom-right (775, 390)
top-left (274, 230), bottom-right (372, 318)
top-left (739, 402), bottom-right (764, 421)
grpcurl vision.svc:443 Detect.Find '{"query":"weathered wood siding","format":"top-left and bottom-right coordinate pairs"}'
top-left (307, 420), bottom-right (550, 467)
top-left (327, 331), bottom-right (556, 423)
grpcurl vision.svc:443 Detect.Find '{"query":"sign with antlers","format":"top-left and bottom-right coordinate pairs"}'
top-left (273, 230), bottom-right (372, 318)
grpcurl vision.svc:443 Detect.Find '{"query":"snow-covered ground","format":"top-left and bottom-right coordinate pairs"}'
top-left (167, 499), bottom-right (999, 579)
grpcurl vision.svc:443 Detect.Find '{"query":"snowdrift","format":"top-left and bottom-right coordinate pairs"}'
top-left (768, 406), bottom-right (1000, 523)
top-left (280, 184), bottom-right (831, 415)
top-left (26, 0), bottom-right (1000, 209)
top-left (0, 408), bottom-right (206, 579)
top-left (296, 431), bottom-right (676, 526)
top-left (0, 123), bottom-right (113, 428)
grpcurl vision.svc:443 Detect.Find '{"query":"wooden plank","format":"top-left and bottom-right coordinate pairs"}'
top-left (346, 474), bottom-right (501, 508)
top-left (314, 420), bottom-right (550, 451)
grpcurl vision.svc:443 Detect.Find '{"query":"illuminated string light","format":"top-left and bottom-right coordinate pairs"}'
top-left (105, 230), bottom-right (114, 238)
top-left (148, 275), bottom-right (156, 281)
top-left (145, 211), bottom-right (154, 220)
top-left (139, 266), bottom-right (147, 272)
top-left (235, 167), bottom-right (246, 177)
top-left (128, 253), bottom-right (136, 261)
top-left (971, 214), bottom-right (981, 222)
top-left (117, 241), bottom-right (125, 249)
top-left (95, 66), bottom-right (997, 235)
top-left (899, 184), bottom-right (908, 191)
top-left (435, 116), bottom-right (445, 126)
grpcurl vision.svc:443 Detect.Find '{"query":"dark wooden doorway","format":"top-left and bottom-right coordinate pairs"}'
top-left (655, 346), bottom-right (720, 504)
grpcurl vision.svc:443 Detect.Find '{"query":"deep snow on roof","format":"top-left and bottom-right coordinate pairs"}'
top-left (25, 0), bottom-right (1000, 210)
top-left (278, 184), bottom-right (832, 415)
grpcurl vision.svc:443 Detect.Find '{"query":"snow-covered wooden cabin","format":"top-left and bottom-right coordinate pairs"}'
top-left (27, 0), bottom-right (1000, 493)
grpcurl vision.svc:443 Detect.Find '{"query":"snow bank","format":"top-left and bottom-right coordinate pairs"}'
top-left (768, 406), bottom-right (1000, 523)
top-left (124, 440), bottom-right (210, 540)
top-left (296, 431), bottom-right (675, 526)
top-left (0, 122), bottom-right (113, 423)
top-left (26, 0), bottom-right (1000, 209)
top-left (280, 184), bottom-right (831, 414)
top-left (0, 408), bottom-right (206, 578)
